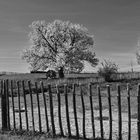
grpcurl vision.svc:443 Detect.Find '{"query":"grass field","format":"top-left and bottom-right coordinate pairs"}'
top-left (0, 134), bottom-right (105, 140)
top-left (5, 79), bottom-right (139, 139)
top-left (0, 73), bottom-right (140, 139)
top-left (0, 73), bottom-right (98, 81)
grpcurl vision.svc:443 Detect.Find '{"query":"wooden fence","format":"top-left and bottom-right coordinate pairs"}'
top-left (0, 80), bottom-right (140, 140)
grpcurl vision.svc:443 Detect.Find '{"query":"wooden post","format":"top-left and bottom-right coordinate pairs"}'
top-left (89, 83), bottom-right (95, 139)
top-left (6, 80), bottom-right (10, 130)
top-left (137, 84), bottom-right (140, 140)
top-left (0, 81), bottom-right (3, 97)
top-left (22, 81), bottom-right (29, 131)
top-left (11, 80), bottom-right (16, 130)
top-left (107, 85), bottom-right (112, 140)
top-left (56, 84), bottom-right (64, 136)
top-left (17, 81), bottom-right (22, 130)
top-left (35, 82), bottom-right (42, 133)
top-left (117, 84), bottom-right (122, 140)
top-left (97, 85), bottom-right (104, 139)
top-left (80, 83), bottom-right (86, 138)
top-left (1, 80), bottom-right (8, 130)
top-left (28, 81), bottom-right (35, 132)
top-left (40, 81), bottom-right (49, 132)
top-left (48, 84), bottom-right (56, 136)
top-left (73, 84), bottom-right (79, 137)
top-left (64, 84), bottom-right (71, 137)
top-left (127, 83), bottom-right (131, 140)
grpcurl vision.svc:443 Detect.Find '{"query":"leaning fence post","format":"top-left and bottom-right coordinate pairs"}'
top-left (56, 84), bottom-right (64, 136)
top-left (137, 84), bottom-right (140, 140)
top-left (64, 84), bottom-right (71, 137)
top-left (35, 82), bottom-right (42, 133)
top-left (22, 80), bottom-right (29, 131)
top-left (89, 83), bottom-right (95, 139)
top-left (17, 81), bottom-right (22, 130)
top-left (11, 80), bottom-right (16, 130)
top-left (6, 79), bottom-right (10, 130)
top-left (80, 83), bottom-right (86, 139)
top-left (28, 81), bottom-right (35, 132)
top-left (97, 85), bottom-right (104, 139)
top-left (73, 83), bottom-right (79, 138)
top-left (127, 83), bottom-right (131, 140)
top-left (117, 84), bottom-right (122, 140)
top-left (1, 80), bottom-right (8, 130)
top-left (41, 81), bottom-right (49, 132)
top-left (48, 84), bottom-right (56, 136)
top-left (107, 85), bottom-right (112, 140)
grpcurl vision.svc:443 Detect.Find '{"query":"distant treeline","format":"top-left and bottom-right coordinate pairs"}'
top-left (1, 71), bottom-right (140, 82)
top-left (29, 71), bottom-right (140, 81)
top-left (111, 72), bottom-right (140, 81)
top-left (0, 71), bottom-right (19, 75)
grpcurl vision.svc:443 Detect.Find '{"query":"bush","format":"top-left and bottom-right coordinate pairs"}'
top-left (98, 60), bottom-right (118, 82)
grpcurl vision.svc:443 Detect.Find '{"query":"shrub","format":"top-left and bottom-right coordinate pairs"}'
top-left (98, 60), bottom-right (118, 82)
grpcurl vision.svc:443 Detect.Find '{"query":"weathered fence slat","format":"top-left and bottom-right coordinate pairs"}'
top-left (80, 84), bottom-right (86, 138)
top-left (22, 81), bottom-right (29, 131)
top-left (40, 81), bottom-right (49, 132)
top-left (6, 80), bottom-right (10, 130)
top-left (11, 80), bottom-right (16, 130)
top-left (64, 84), bottom-right (71, 137)
top-left (107, 85), bottom-right (112, 140)
top-left (17, 81), bottom-right (22, 130)
top-left (73, 84), bottom-right (79, 137)
top-left (117, 84), bottom-right (122, 140)
top-left (89, 83), bottom-right (95, 139)
top-left (0, 81), bottom-right (3, 96)
top-left (97, 85), bottom-right (104, 139)
top-left (137, 84), bottom-right (140, 140)
top-left (127, 83), bottom-right (131, 140)
top-left (28, 81), bottom-right (35, 132)
top-left (56, 84), bottom-right (64, 136)
top-left (1, 80), bottom-right (8, 130)
top-left (48, 84), bottom-right (56, 136)
top-left (35, 82), bottom-right (42, 133)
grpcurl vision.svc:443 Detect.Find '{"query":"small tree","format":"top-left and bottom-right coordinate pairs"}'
top-left (98, 60), bottom-right (118, 82)
top-left (22, 20), bottom-right (99, 78)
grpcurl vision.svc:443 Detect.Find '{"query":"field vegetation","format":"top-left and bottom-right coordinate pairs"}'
top-left (0, 72), bottom-right (139, 116)
top-left (0, 72), bottom-right (140, 139)
top-left (0, 134), bottom-right (105, 140)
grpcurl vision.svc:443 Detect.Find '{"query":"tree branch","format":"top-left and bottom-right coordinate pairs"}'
top-left (38, 28), bottom-right (58, 54)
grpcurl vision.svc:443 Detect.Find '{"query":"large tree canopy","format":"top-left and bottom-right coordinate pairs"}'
top-left (22, 20), bottom-right (98, 74)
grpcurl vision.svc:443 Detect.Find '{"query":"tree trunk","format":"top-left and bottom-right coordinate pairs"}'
top-left (58, 67), bottom-right (64, 78)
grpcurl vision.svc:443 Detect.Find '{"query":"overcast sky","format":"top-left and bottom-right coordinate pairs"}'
top-left (0, 0), bottom-right (140, 72)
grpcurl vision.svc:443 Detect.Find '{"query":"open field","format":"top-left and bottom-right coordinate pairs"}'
top-left (0, 73), bottom-right (140, 139)
top-left (1, 80), bottom-right (139, 139)
top-left (0, 134), bottom-right (102, 140)
top-left (0, 73), bottom-right (98, 81)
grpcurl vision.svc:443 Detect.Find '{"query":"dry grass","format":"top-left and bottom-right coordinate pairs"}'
top-left (0, 131), bottom-right (106, 140)
top-left (6, 77), bottom-right (140, 120)
top-left (0, 73), bottom-right (140, 139)
top-left (0, 135), bottom-right (105, 140)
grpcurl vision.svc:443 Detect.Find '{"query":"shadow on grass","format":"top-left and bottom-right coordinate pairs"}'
top-left (0, 130), bottom-right (108, 140)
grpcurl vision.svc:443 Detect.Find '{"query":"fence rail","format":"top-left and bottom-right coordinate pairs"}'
top-left (0, 80), bottom-right (140, 140)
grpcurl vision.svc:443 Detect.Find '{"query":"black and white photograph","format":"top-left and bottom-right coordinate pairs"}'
top-left (0, 0), bottom-right (140, 140)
